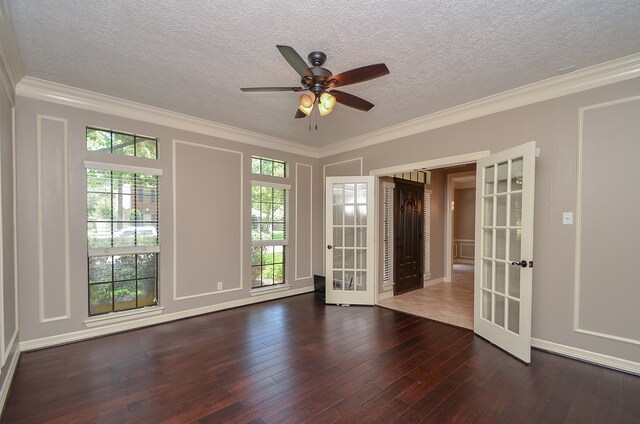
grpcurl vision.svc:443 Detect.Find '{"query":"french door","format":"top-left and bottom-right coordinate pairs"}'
top-left (474, 141), bottom-right (536, 363)
top-left (325, 176), bottom-right (376, 305)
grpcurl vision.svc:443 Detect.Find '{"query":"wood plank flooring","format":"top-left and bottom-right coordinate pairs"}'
top-left (2, 293), bottom-right (638, 423)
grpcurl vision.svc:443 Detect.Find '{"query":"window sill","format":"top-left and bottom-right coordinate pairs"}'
top-left (84, 306), bottom-right (165, 328)
top-left (250, 284), bottom-right (291, 296)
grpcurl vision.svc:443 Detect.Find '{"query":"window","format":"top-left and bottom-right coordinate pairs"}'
top-left (86, 165), bottom-right (161, 316)
top-left (382, 182), bottom-right (394, 286)
top-left (87, 127), bottom-right (158, 159)
top-left (252, 156), bottom-right (286, 177)
top-left (424, 188), bottom-right (432, 280)
top-left (251, 183), bottom-right (288, 288)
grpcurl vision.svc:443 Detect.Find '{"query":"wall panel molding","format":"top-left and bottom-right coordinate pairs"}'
top-left (573, 96), bottom-right (640, 346)
top-left (172, 139), bottom-right (243, 300)
top-left (10, 106), bottom-right (18, 360)
top-left (0, 96), bottom-right (4, 364)
top-left (36, 115), bottom-right (70, 322)
top-left (294, 163), bottom-right (312, 281)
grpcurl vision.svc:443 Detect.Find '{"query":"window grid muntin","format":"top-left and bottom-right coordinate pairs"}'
top-left (87, 169), bottom-right (159, 249)
top-left (87, 165), bottom-right (159, 317)
top-left (88, 253), bottom-right (158, 316)
top-left (251, 156), bottom-right (286, 177)
top-left (251, 246), bottom-right (286, 288)
top-left (479, 157), bottom-right (523, 334)
top-left (251, 183), bottom-right (288, 288)
top-left (86, 127), bottom-right (158, 159)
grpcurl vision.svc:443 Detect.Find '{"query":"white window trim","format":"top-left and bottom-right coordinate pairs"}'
top-left (84, 305), bottom-right (165, 327)
top-left (251, 239), bottom-right (288, 247)
top-left (89, 245), bottom-right (160, 257)
top-left (86, 163), bottom-right (162, 315)
top-left (251, 180), bottom-right (289, 288)
top-left (250, 180), bottom-right (291, 190)
top-left (250, 283), bottom-right (292, 296)
top-left (84, 160), bottom-right (163, 176)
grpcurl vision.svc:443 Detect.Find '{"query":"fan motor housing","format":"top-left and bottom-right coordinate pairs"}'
top-left (308, 51), bottom-right (327, 67)
top-left (303, 66), bottom-right (333, 91)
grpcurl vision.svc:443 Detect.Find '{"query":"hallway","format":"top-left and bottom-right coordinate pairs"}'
top-left (377, 264), bottom-right (474, 329)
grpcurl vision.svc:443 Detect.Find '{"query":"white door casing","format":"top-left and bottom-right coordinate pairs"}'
top-left (325, 176), bottom-right (376, 305)
top-left (474, 141), bottom-right (536, 363)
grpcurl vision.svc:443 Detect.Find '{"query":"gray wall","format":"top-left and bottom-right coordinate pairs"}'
top-left (320, 77), bottom-right (640, 364)
top-left (0, 67), bottom-right (19, 407)
top-left (578, 99), bottom-right (640, 343)
top-left (454, 188), bottom-right (475, 241)
top-left (425, 169), bottom-right (446, 280)
top-left (15, 96), bottom-right (321, 343)
top-left (9, 69), bottom-right (640, 372)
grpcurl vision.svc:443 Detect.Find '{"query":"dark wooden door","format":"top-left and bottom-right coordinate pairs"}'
top-left (394, 179), bottom-right (423, 295)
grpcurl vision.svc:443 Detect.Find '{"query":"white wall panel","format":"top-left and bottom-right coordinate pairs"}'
top-left (36, 115), bottom-right (69, 322)
top-left (173, 140), bottom-right (243, 300)
top-left (295, 163), bottom-right (312, 281)
top-left (575, 97), bottom-right (640, 345)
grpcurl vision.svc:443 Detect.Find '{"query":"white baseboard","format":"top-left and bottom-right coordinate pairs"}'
top-left (424, 277), bottom-right (445, 288)
top-left (0, 343), bottom-right (20, 413)
top-left (20, 286), bottom-right (314, 351)
top-left (532, 337), bottom-right (640, 375)
top-left (454, 259), bottom-right (474, 265)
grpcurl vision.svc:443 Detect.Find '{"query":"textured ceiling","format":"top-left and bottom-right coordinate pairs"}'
top-left (8, 0), bottom-right (640, 147)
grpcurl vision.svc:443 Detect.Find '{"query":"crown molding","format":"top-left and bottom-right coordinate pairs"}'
top-left (319, 52), bottom-right (640, 158)
top-left (15, 53), bottom-right (640, 160)
top-left (16, 77), bottom-right (321, 158)
top-left (0, 0), bottom-right (25, 102)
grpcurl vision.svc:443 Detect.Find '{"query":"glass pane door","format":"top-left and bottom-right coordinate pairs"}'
top-left (326, 176), bottom-right (375, 305)
top-left (480, 158), bottom-right (523, 334)
top-left (475, 141), bottom-right (535, 363)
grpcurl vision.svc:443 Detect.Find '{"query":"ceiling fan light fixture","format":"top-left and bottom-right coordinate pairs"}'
top-left (320, 92), bottom-right (336, 110)
top-left (298, 94), bottom-right (314, 115)
top-left (318, 101), bottom-right (333, 116)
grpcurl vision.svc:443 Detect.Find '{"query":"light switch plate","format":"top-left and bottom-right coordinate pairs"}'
top-left (562, 212), bottom-right (573, 225)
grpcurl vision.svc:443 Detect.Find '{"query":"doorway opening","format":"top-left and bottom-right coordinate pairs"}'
top-left (372, 154), bottom-right (483, 329)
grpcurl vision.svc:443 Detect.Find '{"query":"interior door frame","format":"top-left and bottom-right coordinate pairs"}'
top-left (369, 150), bottom-right (490, 303)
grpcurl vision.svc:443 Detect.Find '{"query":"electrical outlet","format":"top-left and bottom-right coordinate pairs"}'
top-left (217, 281), bottom-right (223, 290)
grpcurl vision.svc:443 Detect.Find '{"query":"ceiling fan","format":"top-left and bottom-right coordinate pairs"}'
top-left (241, 45), bottom-right (390, 119)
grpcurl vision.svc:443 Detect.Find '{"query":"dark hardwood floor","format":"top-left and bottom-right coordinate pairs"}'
top-left (2, 293), bottom-right (639, 423)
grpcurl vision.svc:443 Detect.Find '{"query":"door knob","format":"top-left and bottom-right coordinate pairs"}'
top-left (511, 260), bottom-right (527, 268)
top-left (327, 244), bottom-right (333, 249)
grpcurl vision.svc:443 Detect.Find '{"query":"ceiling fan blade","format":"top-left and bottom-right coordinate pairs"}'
top-left (240, 87), bottom-right (305, 92)
top-left (331, 90), bottom-right (375, 111)
top-left (276, 45), bottom-right (313, 78)
top-left (295, 109), bottom-right (306, 119)
top-left (327, 63), bottom-right (390, 87)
